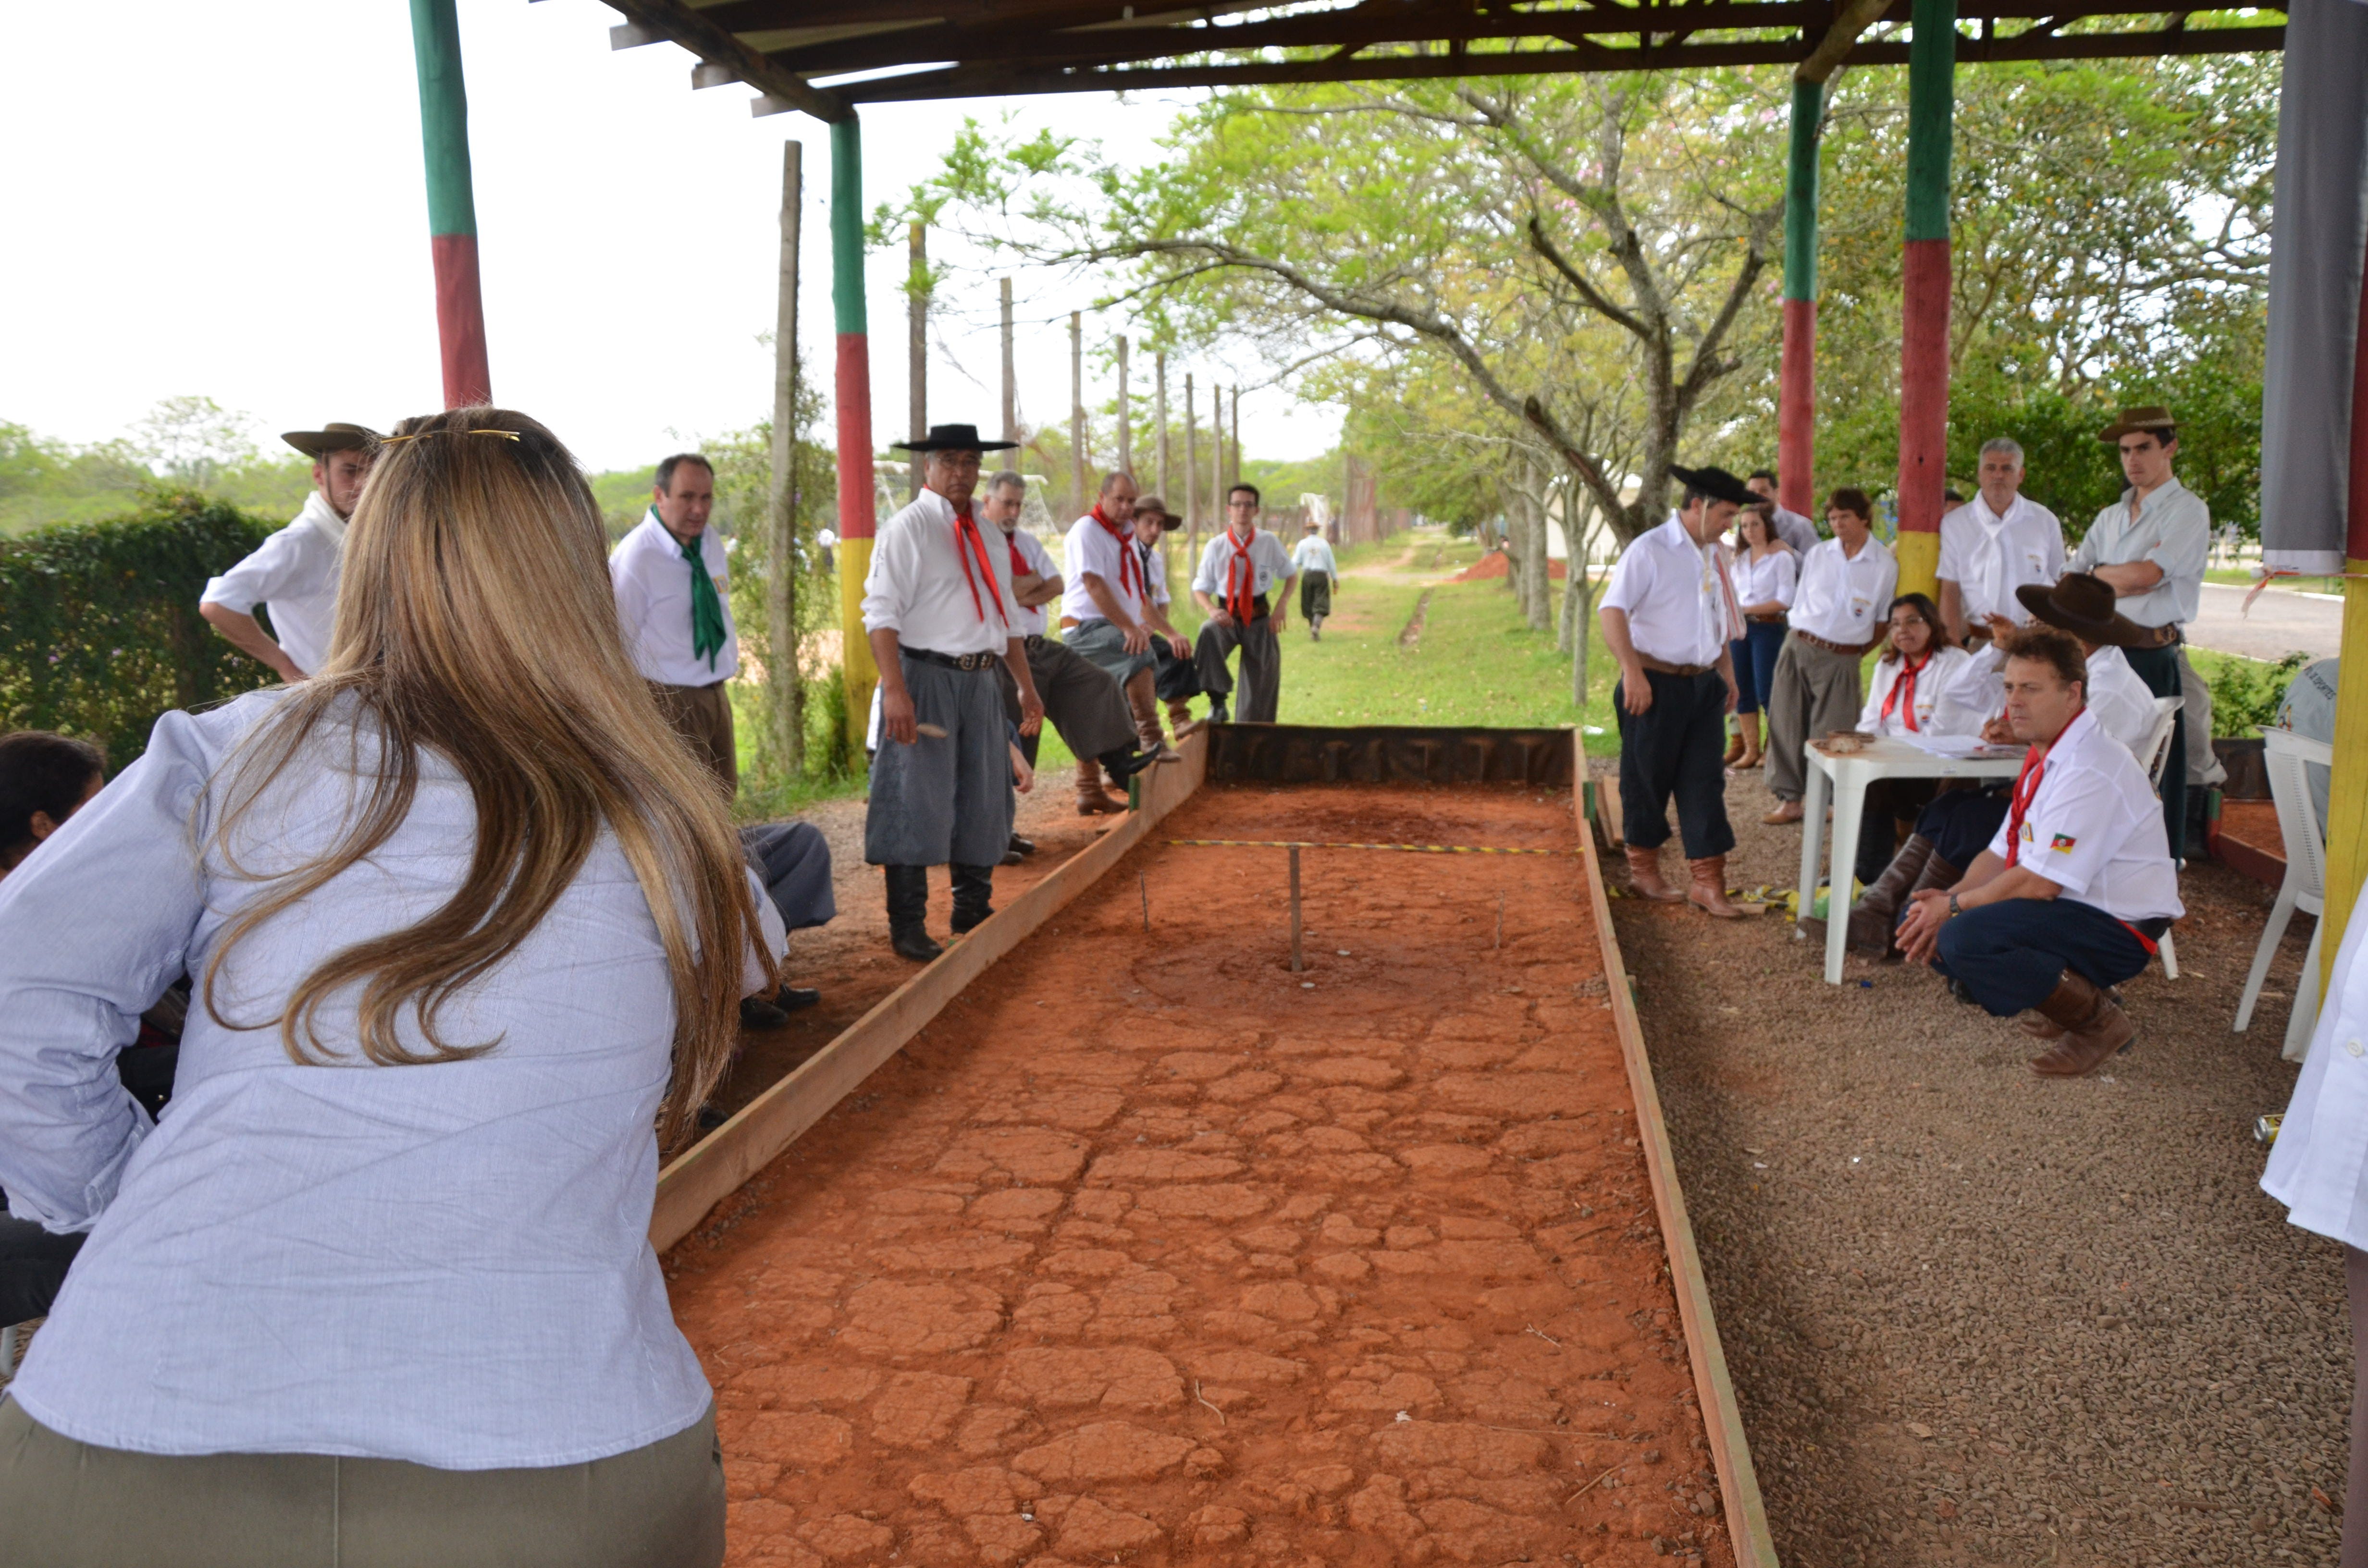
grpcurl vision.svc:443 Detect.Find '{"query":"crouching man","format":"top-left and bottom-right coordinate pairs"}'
top-left (1895, 625), bottom-right (2181, 1076)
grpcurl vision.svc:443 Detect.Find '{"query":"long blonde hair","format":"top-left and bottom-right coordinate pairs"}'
top-left (203, 407), bottom-right (771, 1151)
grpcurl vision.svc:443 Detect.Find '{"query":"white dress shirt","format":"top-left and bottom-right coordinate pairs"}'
top-left (1981, 707), bottom-right (2183, 922)
top-left (2067, 478), bottom-right (2212, 628)
top-left (1292, 535), bottom-right (1339, 577)
top-left (1191, 527), bottom-right (1297, 606)
top-left (199, 491), bottom-right (346, 676)
top-left (1937, 493), bottom-right (2065, 626)
top-left (1599, 517), bottom-right (1736, 669)
top-left (1859, 645), bottom-right (1973, 736)
top-left (1003, 527), bottom-right (1058, 638)
top-left (1928, 640), bottom-right (2158, 756)
top-left (610, 511), bottom-right (740, 686)
top-left (2264, 870), bottom-right (2368, 1251)
top-left (863, 488), bottom-right (1020, 657)
top-left (1767, 505), bottom-right (1821, 557)
top-left (1062, 513), bottom-right (1148, 625)
top-left (1788, 535), bottom-right (1899, 648)
top-left (1732, 545), bottom-right (1797, 614)
top-left (0, 692), bottom-right (785, 1467)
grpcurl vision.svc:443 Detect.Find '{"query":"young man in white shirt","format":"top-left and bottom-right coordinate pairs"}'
top-left (980, 469), bottom-right (1149, 819)
top-left (1896, 624), bottom-right (2182, 1076)
top-left (1061, 472), bottom-right (1189, 787)
top-left (199, 422), bottom-right (379, 682)
top-left (1292, 520), bottom-right (1340, 639)
top-left (863, 425), bottom-right (1048, 961)
top-left (609, 453), bottom-right (743, 793)
top-left (1134, 497), bottom-right (1209, 739)
top-left (1191, 484), bottom-right (1298, 723)
top-left (1764, 487), bottom-right (1899, 824)
top-left (1936, 437), bottom-right (2066, 649)
top-left (2066, 406), bottom-right (2212, 859)
top-left (1745, 468), bottom-right (1822, 556)
top-left (1597, 463), bottom-right (1754, 917)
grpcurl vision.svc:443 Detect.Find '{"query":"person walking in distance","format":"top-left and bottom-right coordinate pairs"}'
top-left (1763, 488), bottom-right (1899, 826)
top-left (199, 422), bottom-right (380, 682)
top-left (863, 425), bottom-right (1048, 962)
top-left (1597, 464), bottom-right (1754, 919)
top-left (610, 454), bottom-right (741, 794)
top-left (1292, 520), bottom-right (1339, 640)
top-left (1191, 484), bottom-right (1297, 723)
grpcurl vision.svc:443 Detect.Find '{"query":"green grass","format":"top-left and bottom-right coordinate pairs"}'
top-left (2204, 567), bottom-right (2343, 594)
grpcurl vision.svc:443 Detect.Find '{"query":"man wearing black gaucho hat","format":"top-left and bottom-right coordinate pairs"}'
top-left (860, 424), bottom-right (1059, 962)
top-left (1596, 463), bottom-right (1755, 918)
top-left (199, 422), bottom-right (380, 682)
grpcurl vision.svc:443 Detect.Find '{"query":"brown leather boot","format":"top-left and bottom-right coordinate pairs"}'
top-left (1842, 835), bottom-right (1938, 954)
top-left (1124, 668), bottom-right (1179, 760)
top-left (1075, 759), bottom-right (1127, 815)
top-left (1687, 857), bottom-right (1750, 919)
top-left (2027, 973), bottom-right (2136, 1077)
top-left (1623, 845), bottom-right (1684, 902)
top-left (1723, 730), bottom-right (1746, 768)
top-left (1166, 699), bottom-right (1203, 740)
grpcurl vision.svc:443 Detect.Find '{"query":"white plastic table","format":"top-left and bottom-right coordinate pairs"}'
top-left (1796, 736), bottom-right (2025, 984)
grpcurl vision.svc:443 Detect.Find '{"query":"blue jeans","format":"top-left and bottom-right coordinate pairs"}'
top-left (1933, 896), bottom-right (2162, 1016)
top-left (1729, 620), bottom-right (1787, 715)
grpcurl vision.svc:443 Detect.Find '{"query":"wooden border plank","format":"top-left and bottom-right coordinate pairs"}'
top-left (650, 730), bottom-right (1208, 1250)
top-left (1569, 732), bottom-right (1781, 1568)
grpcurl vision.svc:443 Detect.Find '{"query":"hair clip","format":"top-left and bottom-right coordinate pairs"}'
top-left (379, 429), bottom-right (522, 445)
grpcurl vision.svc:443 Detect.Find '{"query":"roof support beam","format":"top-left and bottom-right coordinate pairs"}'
top-left (597, 0), bottom-right (853, 122)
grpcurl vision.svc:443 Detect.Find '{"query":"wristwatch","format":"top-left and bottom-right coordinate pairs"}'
top-left (1947, 893), bottom-right (1962, 919)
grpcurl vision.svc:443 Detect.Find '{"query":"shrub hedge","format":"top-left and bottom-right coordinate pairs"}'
top-left (0, 492), bottom-right (282, 767)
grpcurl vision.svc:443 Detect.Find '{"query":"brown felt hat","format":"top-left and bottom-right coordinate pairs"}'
top-left (1134, 496), bottom-right (1181, 531)
top-left (2096, 405), bottom-right (2177, 444)
top-left (2015, 572), bottom-right (2149, 648)
top-left (281, 422), bottom-right (381, 457)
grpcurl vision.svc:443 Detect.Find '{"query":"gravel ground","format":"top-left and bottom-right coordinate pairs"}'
top-left (1600, 758), bottom-right (2353, 1567)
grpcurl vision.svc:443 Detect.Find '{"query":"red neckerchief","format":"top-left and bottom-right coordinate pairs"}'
top-left (2002, 726), bottom-right (2064, 868)
top-left (950, 501), bottom-right (1008, 626)
top-left (1223, 525), bottom-right (1258, 620)
top-left (1091, 504), bottom-right (1146, 602)
top-left (1004, 528), bottom-right (1030, 580)
top-left (1882, 651), bottom-right (1932, 732)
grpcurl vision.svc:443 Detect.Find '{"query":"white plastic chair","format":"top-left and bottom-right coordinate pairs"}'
top-left (2140, 695), bottom-right (2183, 979)
top-left (2234, 727), bottom-right (2332, 1061)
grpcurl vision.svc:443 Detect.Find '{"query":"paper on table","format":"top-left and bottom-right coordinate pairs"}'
top-left (1895, 731), bottom-right (1995, 758)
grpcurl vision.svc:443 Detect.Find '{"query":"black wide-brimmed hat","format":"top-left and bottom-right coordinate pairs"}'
top-left (1668, 464), bottom-right (1758, 507)
top-left (2015, 572), bottom-right (2148, 648)
top-left (892, 422), bottom-right (1019, 454)
top-left (281, 422), bottom-right (382, 457)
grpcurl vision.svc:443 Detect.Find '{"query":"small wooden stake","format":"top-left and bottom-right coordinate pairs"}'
top-left (1289, 845), bottom-right (1304, 973)
top-left (1139, 870), bottom-right (1150, 933)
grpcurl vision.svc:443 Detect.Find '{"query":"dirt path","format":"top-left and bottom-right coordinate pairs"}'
top-left (1605, 761), bottom-right (2348, 1567)
top-left (668, 785), bottom-right (1738, 1568)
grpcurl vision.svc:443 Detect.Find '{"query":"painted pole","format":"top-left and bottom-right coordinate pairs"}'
top-left (2320, 225), bottom-right (2368, 991)
top-left (768, 141), bottom-right (804, 776)
top-left (1211, 385), bottom-right (1224, 526)
top-left (1071, 312), bottom-right (1086, 513)
top-left (999, 277), bottom-right (1017, 446)
top-left (1116, 337), bottom-right (1132, 475)
top-left (1777, 76), bottom-right (1824, 519)
top-left (1156, 352), bottom-right (1171, 504)
top-left (907, 221), bottom-right (926, 500)
top-left (1230, 387), bottom-right (1242, 490)
top-left (831, 117), bottom-right (878, 752)
top-left (1184, 375), bottom-right (1200, 561)
top-left (407, 0), bottom-right (491, 407)
top-left (1893, 0), bottom-right (1956, 600)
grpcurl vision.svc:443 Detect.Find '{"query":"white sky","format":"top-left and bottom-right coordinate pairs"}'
top-left (0, 0), bottom-right (1340, 475)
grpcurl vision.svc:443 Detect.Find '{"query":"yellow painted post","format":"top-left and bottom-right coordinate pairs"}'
top-left (2325, 566), bottom-right (2368, 994)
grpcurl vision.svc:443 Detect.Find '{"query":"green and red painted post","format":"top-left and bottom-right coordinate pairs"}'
top-left (1894, 0), bottom-right (1956, 599)
top-left (1776, 76), bottom-right (1824, 519)
top-left (407, 0), bottom-right (491, 408)
top-left (831, 116), bottom-right (880, 748)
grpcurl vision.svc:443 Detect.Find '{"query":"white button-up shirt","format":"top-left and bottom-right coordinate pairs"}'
top-left (199, 491), bottom-right (346, 676)
top-left (1062, 513), bottom-right (1147, 625)
top-left (1002, 526), bottom-right (1059, 638)
top-left (1929, 640), bottom-right (2158, 755)
top-left (1788, 535), bottom-right (1899, 648)
top-left (0, 691), bottom-right (784, 1467)
top-left (610, 511), bottom-right (740, 686)
top-left (1192, 526), bottom-right (1297, 607)
top-left (862, 488), bottom-right (1020, 657)
top-left (2265, 872), bottom-right (2368, 1251)
top-left (1981, 707), bottom-right (2183, 921)
top-left (2067, 478), bottom-right (2212, 629)
top-left (1937, 493), bottom-right (2065, 626)
top-left (1600, 516), bottom-right (1736, 669)
top-left (1731, 545), bottom-right (1797, 614)
top-left (1859, 645), bottom-right (1973, 736)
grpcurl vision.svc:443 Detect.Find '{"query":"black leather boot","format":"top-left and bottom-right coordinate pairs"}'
top-left (950, 863), bottom-right (996, 934)
top-left (885, 865), bottom-right (940, 962)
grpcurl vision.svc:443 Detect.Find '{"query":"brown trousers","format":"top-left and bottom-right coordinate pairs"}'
top-left (0, 1399), bottom-right (724, 1568)
top-left (650, 679), bottom-right (738, 796)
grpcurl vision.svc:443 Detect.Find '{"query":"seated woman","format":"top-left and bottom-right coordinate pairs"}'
top-left (0, 409), bottom-right (784, 1567)
top-left (1848, 592), bottom-right (1971, 887)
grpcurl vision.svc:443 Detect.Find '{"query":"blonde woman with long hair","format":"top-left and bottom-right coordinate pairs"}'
top-left (0, 409), bottom-right (781, 1567)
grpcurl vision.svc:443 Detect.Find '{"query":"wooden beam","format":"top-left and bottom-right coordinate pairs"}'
top-left (1568, 731), bottom-right (1779, 1568)
top-left (596, 0), bottom-right (852, 122)
top-left (651, 733), bottom-right (1209, 1250)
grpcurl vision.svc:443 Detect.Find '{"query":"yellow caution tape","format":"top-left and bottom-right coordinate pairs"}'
top-left (1165, 838), bottom-right (1573, 856)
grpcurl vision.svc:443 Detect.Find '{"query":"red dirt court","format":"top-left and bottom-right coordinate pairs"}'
top-left (662, 783), bottom-right (1735, 1568)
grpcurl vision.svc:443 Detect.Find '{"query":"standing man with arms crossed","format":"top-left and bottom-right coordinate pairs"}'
top-left (1293, 520), bottom-right (1339, 640)
top-left (611, 453), bottom-right (741, 794)
top-left (1935, 438), bottom-right (2065, 650)
top-left (2065, 406), bottom-right (2210, 860)
top-left (1598, 464), bottom-right (1753, 919)
top-left (1763, 487), bottom-right (1899, 826)
top-left (1192, 484), bottom-right (1297, 723)
top-left (199, 422), bottom-right (379, 681)
top-left (864, 425), bottom-right (1046, 962)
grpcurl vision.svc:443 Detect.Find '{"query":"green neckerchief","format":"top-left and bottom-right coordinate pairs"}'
top-left (671, 519), bottom-right (727, 671)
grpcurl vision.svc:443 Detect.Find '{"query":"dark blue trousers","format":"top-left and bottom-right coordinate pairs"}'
top-left (1615, 668), bottom-right (1735, 858)
top-left (1915, 787), bottom-right (2011, 870)
top-left (1933, 896), bottom-right (2159, 1017)
top-left (1729, 621), bottom-right (1787, 715)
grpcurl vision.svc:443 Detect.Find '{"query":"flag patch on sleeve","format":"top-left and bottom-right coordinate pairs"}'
top-left (2050, 833), bottom-right (2077, 853)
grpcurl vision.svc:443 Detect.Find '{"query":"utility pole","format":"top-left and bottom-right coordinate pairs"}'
top-left (1211, 385), bottom-right (1225, 523)
top-left (1184, 374), bottom-right (1199, 562)
top-left (767, 140), bottom-right (804, 775)
top-left (1070, 310), bottom-right (1085, 514)
top-left (1115, 336), bottom-right (1132, 475)
top-left (1155, 352), bottom-right (1170, 506)
top-left (1230, 386), bottom-right (1242, 491)
top-left (907, 220), bottom-right (926, 500)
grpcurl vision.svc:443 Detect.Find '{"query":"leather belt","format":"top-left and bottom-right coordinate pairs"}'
top-left (1746, 612), bottom-right (1786, 625)
top-left (1637, 655), bottom-right (1713, 678)
top-left (2126, 623), bottom-right (2182, 649)
top-left (1023, 633), bottom-right (1048, 650)
top-left (904, 647), bottom-right (999, 671)
top-left (1791, 629), bottom-right (1876, 657)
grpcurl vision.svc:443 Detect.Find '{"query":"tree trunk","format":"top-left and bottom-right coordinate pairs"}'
top-left (1521, 461), bottom-right (1551, 631)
